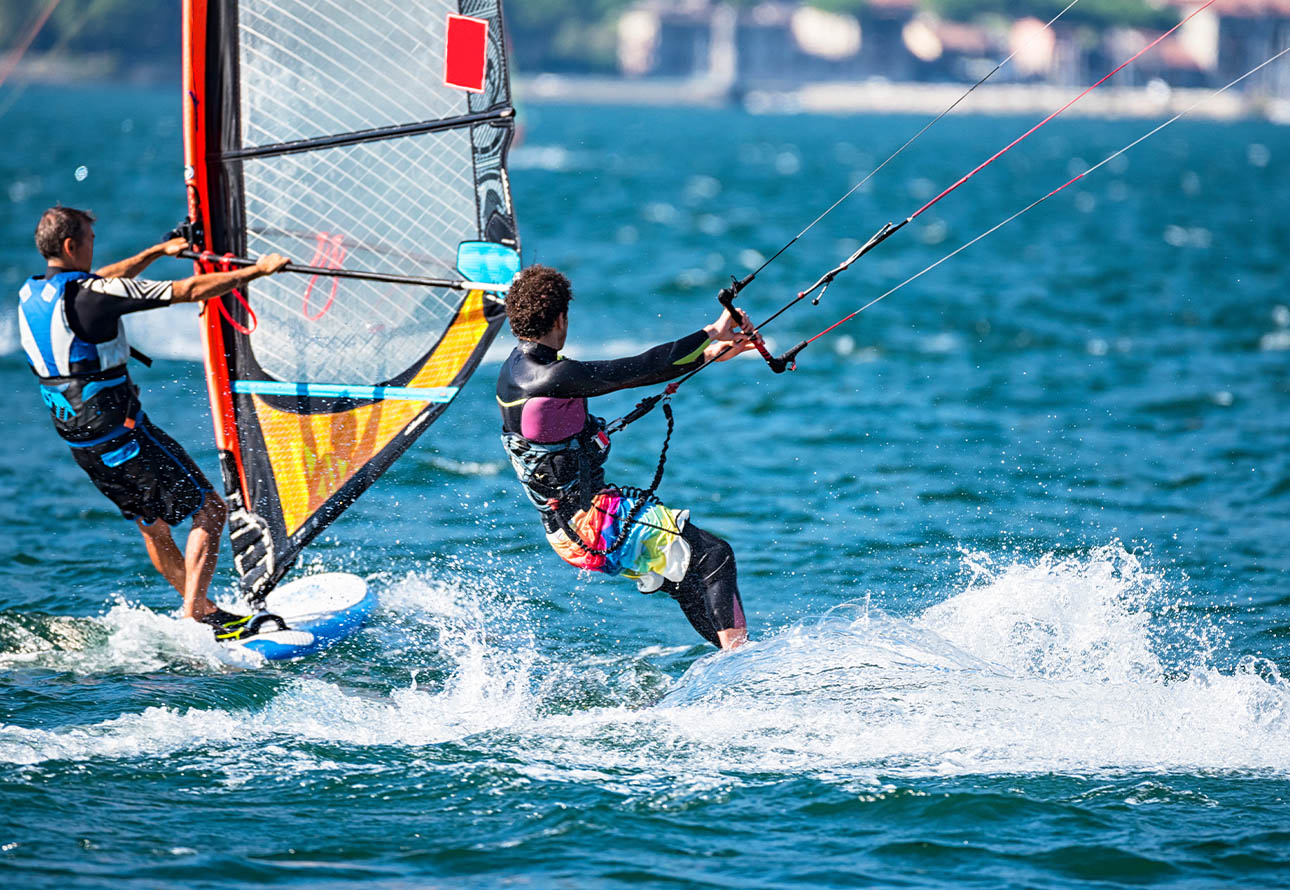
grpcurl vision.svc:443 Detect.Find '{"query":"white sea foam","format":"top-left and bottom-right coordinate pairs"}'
top-left (643, 546), bottom-right (1290, 778)
top-left (508, 145), bottom-right (579, 171)
top-left (0, 314), bottom-right (15, 356)
top-left (0, 573), bottom-right (536, 766)
top-left (0, 599), bottom-right (238, 675)
top-left (5, 549), bottom-right (1290, 784)
top-left (425, 455), bottom-right (505, 476)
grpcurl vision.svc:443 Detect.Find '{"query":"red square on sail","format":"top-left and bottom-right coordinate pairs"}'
top-left (444, 14), bottom-right (488, 92)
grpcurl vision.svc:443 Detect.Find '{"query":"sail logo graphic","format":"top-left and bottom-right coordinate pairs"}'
top-left (444, 14), bottom-right (488, 92)
top-left (302, 446), bottom-right (351, 504)
top-left (302, 232), bottom-right (347, 321)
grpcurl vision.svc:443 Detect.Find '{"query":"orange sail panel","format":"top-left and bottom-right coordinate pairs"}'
top-left (254, 292), bottom-right (490, 535)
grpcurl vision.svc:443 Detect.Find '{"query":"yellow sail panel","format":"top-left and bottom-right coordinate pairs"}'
top-left (253, 292), bottom-right (490, 535)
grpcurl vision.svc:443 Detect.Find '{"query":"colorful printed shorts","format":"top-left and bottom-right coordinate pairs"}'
top-left (546, 488), bottom-right (691, 592)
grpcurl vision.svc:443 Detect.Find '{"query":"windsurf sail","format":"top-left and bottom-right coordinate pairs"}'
top-left (181, 0), bottom-right (519, 605)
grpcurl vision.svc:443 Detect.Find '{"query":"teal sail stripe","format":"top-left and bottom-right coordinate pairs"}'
top-left (232, 380), bottom-right (459, 402)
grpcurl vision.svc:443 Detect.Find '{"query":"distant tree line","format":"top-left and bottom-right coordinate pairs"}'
top-left (0, 0), bottom-right (181, 68)
top-left (0, 0), bottom-right (1177, 77)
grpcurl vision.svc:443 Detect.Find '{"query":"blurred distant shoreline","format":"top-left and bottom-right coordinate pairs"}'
top-left (518, 73), bottom-right (1290, 121)
top-left (5, 0), bottom-right (1290, 124)
top-left (7, 57), bottom-right (1288, 123)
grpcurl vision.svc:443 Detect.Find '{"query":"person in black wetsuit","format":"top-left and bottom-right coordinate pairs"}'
top-left (17, 206), bottom-right (289, 635)
top-left (497, 264), bottom-right (757, 650)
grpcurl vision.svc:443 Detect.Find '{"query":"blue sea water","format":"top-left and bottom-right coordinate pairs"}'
top-left (2, 83), bottom-right (1290, 888)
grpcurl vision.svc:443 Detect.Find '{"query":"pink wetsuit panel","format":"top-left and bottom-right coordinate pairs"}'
top-left (520, 397), bottom-right (586, 442)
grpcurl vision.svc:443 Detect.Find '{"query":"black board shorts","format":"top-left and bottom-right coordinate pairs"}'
top-left (69, 415), bottom-right (214, 527)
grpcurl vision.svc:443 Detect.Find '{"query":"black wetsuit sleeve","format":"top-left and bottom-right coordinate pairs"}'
top-left (541, 330), bottom-right (710, 399)
top-left (67, 278), bottom-right (176, 343)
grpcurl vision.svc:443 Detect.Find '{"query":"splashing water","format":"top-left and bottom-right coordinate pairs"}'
top-left (4, 546), bottom-right (1288, 787)
top-left (661, 546), bottom-right (1290, 780)
top-left (0, 598), bottom-right (237, 675)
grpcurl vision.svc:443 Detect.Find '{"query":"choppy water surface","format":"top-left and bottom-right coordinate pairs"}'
top-left (2, 84), bottom-right (1289, 888)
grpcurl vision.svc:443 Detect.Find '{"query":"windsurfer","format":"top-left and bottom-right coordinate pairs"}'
top-left (497, 265), bottom-right (756, 650)
top-left (17, 206), bottom-right (289, 632)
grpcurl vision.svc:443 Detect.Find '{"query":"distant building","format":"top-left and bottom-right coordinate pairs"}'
top-left (619, 1), bottom-right (714, 79)
top-left (618, 0), bottom-right (922, 88)
top-left (1166, 0), bottom-right (1290, 95)
top-left (616, 0), bottom-right (1290, 99)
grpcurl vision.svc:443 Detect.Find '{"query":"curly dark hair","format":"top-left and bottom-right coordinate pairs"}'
top-left (505, 264), bottom-right (573, 340)
top-left (35, 206), bottom-right (95, 259)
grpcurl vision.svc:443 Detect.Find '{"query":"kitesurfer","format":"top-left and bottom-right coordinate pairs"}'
top-left (17, 206), bottom-right (289, 634)
top-left (497, 265), bottom-right (756, 649)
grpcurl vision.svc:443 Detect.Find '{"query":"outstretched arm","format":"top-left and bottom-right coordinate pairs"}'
top-left (69, 252), bottom-right (292, 343)
top-left (94, 237), bottom-right (189, 279)
top-left (541, 308), bottom-right (758, 399)
top-left (170, 253), bottom-right (290, 303)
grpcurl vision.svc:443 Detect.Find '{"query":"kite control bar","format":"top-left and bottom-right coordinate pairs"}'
top-left (716, 273), bottom-right (791, 373)
top-left (714, 221), bottom-right (903, 374)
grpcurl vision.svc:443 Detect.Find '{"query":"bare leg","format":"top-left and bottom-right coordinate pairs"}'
top-left (181, 495), bottom-right (227, 620)
top-left (717, 627), bottom-right (748, 650)
top-left (138, 519), bottom-right (186, 595)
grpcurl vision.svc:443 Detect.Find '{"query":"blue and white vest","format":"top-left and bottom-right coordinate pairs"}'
top-left (17, 272), bottom-right (139, 443)
top-left (18, 271), bottom-right (130, 377)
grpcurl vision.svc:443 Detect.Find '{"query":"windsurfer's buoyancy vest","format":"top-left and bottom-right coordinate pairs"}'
top-left (18, 272), bottom-right (140, 443)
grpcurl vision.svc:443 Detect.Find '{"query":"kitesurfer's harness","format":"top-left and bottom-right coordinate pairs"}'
top-left (502, 397), bottom-right (677, 556)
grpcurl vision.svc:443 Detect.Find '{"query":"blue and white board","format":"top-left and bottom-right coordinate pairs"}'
top-left (223, 572), bottom-right (376, 661)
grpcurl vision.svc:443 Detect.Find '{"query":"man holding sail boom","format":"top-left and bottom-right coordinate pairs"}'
top-left (498, 265), bottom-right (756, 650)
top-left (17, 206), bottom-right (289, 632)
